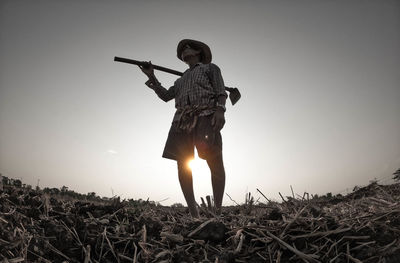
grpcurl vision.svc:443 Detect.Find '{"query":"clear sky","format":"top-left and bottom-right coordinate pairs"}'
top-left (1, 0), bottom-right (399, 205)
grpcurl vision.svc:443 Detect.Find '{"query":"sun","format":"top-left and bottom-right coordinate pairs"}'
top-left (188, 158), bottom-right (205, 171)
top-left (188, 159), bottom-right (197, 170)
top-left (187, 157), bottom-right (210, 176)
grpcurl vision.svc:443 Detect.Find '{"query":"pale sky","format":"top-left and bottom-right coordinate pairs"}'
top-left (1, 0), bottom-right (399, 205)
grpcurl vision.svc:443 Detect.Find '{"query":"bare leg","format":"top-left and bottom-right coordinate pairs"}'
top-left (206, 154), bottom-right (225, 215)
top-left (177, 160), bottom-right (199, 218)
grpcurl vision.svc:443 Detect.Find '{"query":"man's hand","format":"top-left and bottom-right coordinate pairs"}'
top-left (139, 61), bottom-right (154, 77)
top-left (211, 108), bottom-right (225, 131)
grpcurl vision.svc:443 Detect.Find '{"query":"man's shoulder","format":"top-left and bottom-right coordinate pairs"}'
top-left (207, 63), bottom-right (220, 71)
top-left (208, 62), bottom-right (219, 67)
top-left (203, 62), bottom-right (219, 67)
top-left (195, 63), bottom-right (220, 74)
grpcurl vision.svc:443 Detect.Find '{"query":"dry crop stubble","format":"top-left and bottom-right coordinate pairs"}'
top-left (0, 180), bottom-right (399, 262)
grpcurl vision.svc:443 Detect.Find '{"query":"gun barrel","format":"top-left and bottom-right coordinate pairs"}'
top-left (114, 56), bottom-right (183, 76)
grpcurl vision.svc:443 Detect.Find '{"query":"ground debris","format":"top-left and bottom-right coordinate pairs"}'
top-left (0, 181), bottom-right (400, 262)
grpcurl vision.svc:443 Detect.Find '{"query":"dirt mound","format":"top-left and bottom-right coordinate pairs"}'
top-left (1, 182), bottom-right (399, 262)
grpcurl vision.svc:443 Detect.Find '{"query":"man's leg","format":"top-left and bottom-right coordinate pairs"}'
top-left (206, 154), bottom-right (225, 214)
top-left (177, 160), bottom-right (199, 218)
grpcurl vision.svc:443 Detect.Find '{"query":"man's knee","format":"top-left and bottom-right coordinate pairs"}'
top-left (177, 159), bottom-right (191, 173)
top-left (207, 153), bottom-right (223, 165)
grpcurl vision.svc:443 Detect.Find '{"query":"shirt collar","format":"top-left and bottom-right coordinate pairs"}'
top-left (189, 62), bottom-right (203, 70)
top-left (182, 63), bottom-right (203, 75)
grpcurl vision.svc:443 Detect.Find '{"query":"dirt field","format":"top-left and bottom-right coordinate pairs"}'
top-left (1, 182), bottom-right (399, 262)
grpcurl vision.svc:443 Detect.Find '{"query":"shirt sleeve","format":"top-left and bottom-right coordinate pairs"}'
top-left (145, 79), bottom-right (175, 102)
top-left (208, 63), bottom-right (228, 98)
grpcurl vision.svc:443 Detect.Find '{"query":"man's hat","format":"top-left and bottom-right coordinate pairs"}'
top-left (177, 39), bottom-right (212, 64)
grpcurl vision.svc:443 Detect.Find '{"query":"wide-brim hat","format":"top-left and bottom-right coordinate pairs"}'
top-left (177, 39), bottom-right (212, 64)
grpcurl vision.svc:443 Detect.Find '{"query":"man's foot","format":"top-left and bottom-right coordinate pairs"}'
top-left (189, 207), bottom-right (200, 218)
top-left (215, 207), bottom-right (222, 216)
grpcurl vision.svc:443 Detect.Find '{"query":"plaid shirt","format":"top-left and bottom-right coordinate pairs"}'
top-left (146, 63), bottom-right (227, 121)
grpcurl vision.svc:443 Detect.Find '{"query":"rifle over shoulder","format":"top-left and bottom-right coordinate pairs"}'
top-left (114, 56), bottom-right (241, 105)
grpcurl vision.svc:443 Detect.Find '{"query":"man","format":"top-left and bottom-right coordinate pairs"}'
top-left (140, 39), bottom-right (227, 218)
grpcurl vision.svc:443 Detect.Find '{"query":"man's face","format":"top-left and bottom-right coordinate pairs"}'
top-left (181, 45), bottom-right (201, 62)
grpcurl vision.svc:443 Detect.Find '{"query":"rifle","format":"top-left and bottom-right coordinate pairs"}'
top-left (114, 56), bottom-right (241, 105)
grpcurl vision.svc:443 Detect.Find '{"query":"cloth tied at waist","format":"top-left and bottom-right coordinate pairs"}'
top-left (174, 105), bottom-right (216, 132)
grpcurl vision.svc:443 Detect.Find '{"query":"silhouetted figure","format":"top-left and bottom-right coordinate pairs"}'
top-left (140, 39), bottom-right (227, 217)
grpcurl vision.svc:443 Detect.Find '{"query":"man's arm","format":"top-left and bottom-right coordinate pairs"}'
top-left (140, 62), bottom-right (175, 102)
top-left (209, 63), bottom-right (228, 103)
top-left (208, 63), bottom-right (227, 131)
top-left (145, 76), bottom-right (175, 102)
